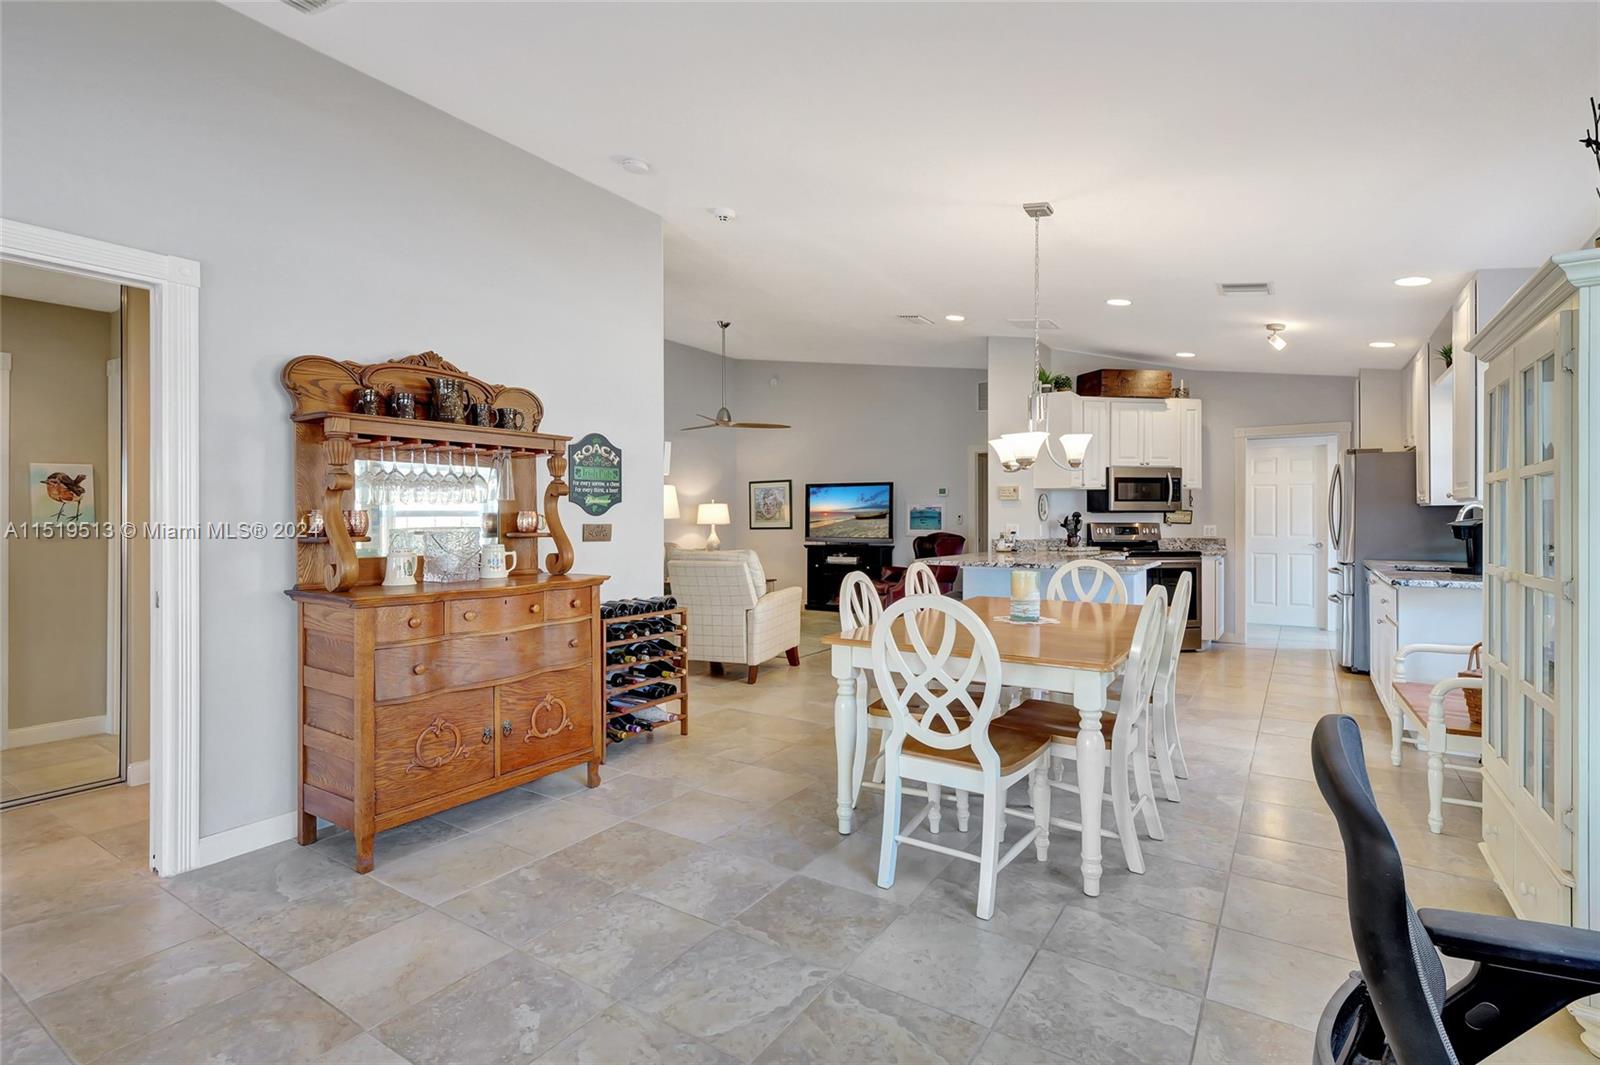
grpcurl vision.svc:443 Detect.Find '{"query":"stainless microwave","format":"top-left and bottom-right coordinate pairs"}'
top-left (1086, 466), bottom-right (1184, 512)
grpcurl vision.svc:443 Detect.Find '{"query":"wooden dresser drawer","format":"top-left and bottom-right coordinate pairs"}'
top-left (446, 593), bottom-right (549, 635)
top-left (374, 603), bottom-right (443, 644)
top-left (374, 688), bottom-right (494, 814)
top-left (497, 666), bottom-right (596, 774)
top-left (374, 621), bottom-right (591, 702)
top-left (546, 587), bottom-right (593, 621)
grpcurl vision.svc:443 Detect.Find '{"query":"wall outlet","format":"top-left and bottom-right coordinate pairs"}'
top-left (938, 486), bottom-right (948, 496)
top-left (1004, 523), bottom-right (1020, 537)
top-left (582, 523), bottom-right (613, 542)
top-left (1202, 524), bottom-right (1218, 537)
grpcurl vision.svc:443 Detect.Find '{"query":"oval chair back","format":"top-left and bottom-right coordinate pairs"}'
top-left (1045, 558), bottom-right (1128, 604)
top-left (839, 570), bottom-right (884, 633)
top-left (903, 560), bottom-right (941, 598)
top-left (1156, 571), bottom-right (1191, 693)
top-left (1110, 585), bottom-right (1169, 745)
top-left (870, 595), bottom-right (1003, 771)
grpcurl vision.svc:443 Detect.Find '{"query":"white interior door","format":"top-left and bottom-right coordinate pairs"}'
top-left (1246, 442), bottom-right (1328, 628)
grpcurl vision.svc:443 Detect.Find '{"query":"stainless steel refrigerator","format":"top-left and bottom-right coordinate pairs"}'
top-left (1329, 450), bottom-right (1460, 672)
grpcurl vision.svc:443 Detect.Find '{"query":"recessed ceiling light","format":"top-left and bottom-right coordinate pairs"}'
top-left (1175, 352), bottom-right (1197, 359)
top-left (1368, 341), bottom-right (1397, 349)
top-left (612, 155), bottom-right (653, 175)
top-left (1394, 276), bottom-right (1432, 287)
top-left (1105, 298), bottom-right (1132, 307)
top-left (944, 314), bottom-right (966, 322)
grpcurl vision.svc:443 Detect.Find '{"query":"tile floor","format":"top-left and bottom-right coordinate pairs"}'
top-left (1, 624), bottom-right (1592, 1064)
top-left (0, 733), bottom-right (120, 802)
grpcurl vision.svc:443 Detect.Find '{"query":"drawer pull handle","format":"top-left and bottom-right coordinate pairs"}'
top-left (527, 695), bottom-right (575, 740)
top-left (570, 597), bottom-right (581, 609)
top-left (407, 616), bottom-right (422, 629)
top-left (529, 603), bottom-right (541, 614)
top-left (463, 610), bottom-right (480, 621)
top-left (502, 720), bottom-right (512, 736)
top-left (568, 637), bottom-right (579, 648)
top-left (412, 663), bottom-right (429, 675)
top-left (406, 717), bottom-right (471, 773)
top-left (481, 726), bottom-right (493, 744)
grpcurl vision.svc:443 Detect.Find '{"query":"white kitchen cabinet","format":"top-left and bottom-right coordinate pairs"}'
top-left (1106, 399), bottom-right (1184, 468)
top-left (1354, 368), bottom-right (1405, 451)
top-left (1401, 357), bottom-right (1416, 449)
top-left (1108, 403), bottom-right (1145, 466)
top-left (1030, 392), bottom-right (1110, 490)
top-left (1472, 249), bottom-right (1595, 1049)
top-left (1367, 571), bottom-right (1483, 714)
top-left (1419, 368), bottom-right (1455, 505)
top-left (1177, 399), bottom-right (1203, 490)
top-left (1200, 554), bottom-right (1224, 642)
top-left (1451, 282), bottom-right (1481, 503)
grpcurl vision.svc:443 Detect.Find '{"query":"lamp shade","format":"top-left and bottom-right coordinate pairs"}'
top-left (697, 501), bottom-right (730, 526)
top-left (1001, 431), bottom-right (1048, 469)
top-left (663, 484), bottom-right (681, 520)
top-left (1057, 433), bottom-right (1093, 468)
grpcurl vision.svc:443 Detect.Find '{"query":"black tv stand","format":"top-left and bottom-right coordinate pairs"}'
top-left (805, 541), bottom-right (895, 611)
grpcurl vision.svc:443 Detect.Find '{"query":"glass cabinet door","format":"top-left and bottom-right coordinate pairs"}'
top-left (1481, 363), bottom-right (1514, 769)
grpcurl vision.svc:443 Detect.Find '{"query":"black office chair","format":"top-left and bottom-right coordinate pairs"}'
top-left (1311, 714), bottom-right (1600, 1065)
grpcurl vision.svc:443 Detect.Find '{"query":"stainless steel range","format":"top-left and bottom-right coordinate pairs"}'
top-left (1086, 522), bottom-right (1203, 650)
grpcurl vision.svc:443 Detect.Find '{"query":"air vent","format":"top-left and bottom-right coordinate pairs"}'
top-left (896, 314), bottom-right (935, 326)
top-left (279, 0), bottom-right (342, 11)
top-left (1006, 317), bottom-right (1061, 330)
top-left (977, 381), bottom-right (989, 413)
top-left (1216, 282), bottom-right (1274, 297)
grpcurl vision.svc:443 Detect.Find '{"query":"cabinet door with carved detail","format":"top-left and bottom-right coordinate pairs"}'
top-left (497, 667), bottom-right (595, 774)
top-left (374, 688), bottom-right (495, 813)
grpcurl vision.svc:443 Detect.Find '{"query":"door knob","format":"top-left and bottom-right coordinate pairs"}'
top-left (1310, 542), bottom-right (1325, 549)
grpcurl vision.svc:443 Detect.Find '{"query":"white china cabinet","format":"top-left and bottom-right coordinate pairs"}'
top-left (1472, 247), bottom-right (1599, 1056)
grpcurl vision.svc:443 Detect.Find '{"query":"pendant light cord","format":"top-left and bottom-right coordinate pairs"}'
top-left (719, 321), bottom-right (730, 408)
top-left (1033, 215), bottom-right (1042, 383)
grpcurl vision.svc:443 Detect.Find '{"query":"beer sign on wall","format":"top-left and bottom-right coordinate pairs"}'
top-left (567, 433), bottom-right (622, 516)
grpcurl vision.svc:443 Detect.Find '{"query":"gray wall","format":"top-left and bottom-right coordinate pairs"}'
top-left (664, 340), bottom-right (737, 549)
top-left (3, 3), bottom-right (663, 838)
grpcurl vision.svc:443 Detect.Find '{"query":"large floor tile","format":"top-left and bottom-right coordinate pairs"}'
top-left (629, 789), bottom-right (767, 843)
top-left (1230, 832), bottom-right (1348, 898)
top-left (846, 912), bottom-right (1031, 1027)
top-left (755, 974), bottom-right (986, 1065)
top-left (539, 821), bottom-right (701, 889)
top-left (373, 833), bottom-right (535, 906)
top-left (528, 890), bottom-right (716, 995)
top-left (434, 784), bottom-right (559, 831)
top-left (714, 806), bottom-right (851, 871)
top-left (1206, 927), bottom-right (1356, 1032)
top-left (291, 910), bottom-right (510, 1029)
top-left (799, 823), bottom-right (956, 906)
top-left (730, 875), bottom-right (902, 969)
top-left (699, 764), bottom-right (815, 805)
top-left (634, 929), bottom-right (833, 1063)
top-left (912, 855), bottom-right (1074, 948)
top-left (164, 839), bottom-right (353, 929)
top-left (996, 948), bottom-right (1202, 1064)
top-left (312, 815), bottom-right (466, 870)
top-left (562, 771), bottom-right (689, 817)
top-left (0, 836), bottom-right (165, 928)
top-left (0, 891), bottom-right (213, 1001)
top-left (485, 801), bottom-right (622, 859)
top-left (1084, 853), bottom-right (1230, 925)
top-left (1191, 1000), bottom-right (1313, 1065)
top-left (439, 856), bottom-right (619, 947)
top-left (94, 973), bottom-right (360, 1065)
top-left (0, 980), bottom-right (69, 1065)
top-left (1220, 874), bottom-right (1356, 961)
top-left (536, 1002), bottom-right (738, 1065)
top-left (28, 932), bottom-right (276, 1062)
top-left (970, 1029), bottom-right (1073, 1065)
top-left (313, 1032), bottom-right (412, 1065)
top-left (1046, 891), bottom-right (1218, 996)
top-left (373, 951), bottom-right (607, 1065)
top-left (230, 874), bottom-right (426, 970)
top-left (633, 846), bottom-right (791, 923)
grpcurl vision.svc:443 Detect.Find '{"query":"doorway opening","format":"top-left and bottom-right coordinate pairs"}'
top-left (1, 263), bottom-right (150, 807)
top-left (970, 447), bottom-right (989, 550)
top-left (1243, 433), bottom-right (1340, 633)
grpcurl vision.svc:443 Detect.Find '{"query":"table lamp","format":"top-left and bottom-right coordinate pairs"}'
top-left (663, 484), bottom-right (681, 520)
top-left (697, 500), bottom-right (730, 549)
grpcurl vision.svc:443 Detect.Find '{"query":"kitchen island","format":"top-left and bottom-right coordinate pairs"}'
top-left (948, 548), bottom-right (1159, 602)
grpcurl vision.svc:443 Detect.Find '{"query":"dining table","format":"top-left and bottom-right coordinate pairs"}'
top-left (821, 595), bottom-right (1140, 897)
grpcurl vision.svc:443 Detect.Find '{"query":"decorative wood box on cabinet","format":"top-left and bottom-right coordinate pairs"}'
top-left (282, 352), bottom-right (607, 873)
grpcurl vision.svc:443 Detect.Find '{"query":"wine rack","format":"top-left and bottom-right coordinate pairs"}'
top-left (602, 605), bottom-right (688, 753)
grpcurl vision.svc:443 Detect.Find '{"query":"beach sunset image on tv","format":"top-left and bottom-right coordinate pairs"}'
top-left (807, 483), bottom-right (892, 541)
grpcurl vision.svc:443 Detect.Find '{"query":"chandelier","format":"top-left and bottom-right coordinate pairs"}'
top-left (988, 202), bottom-right (1093, 474)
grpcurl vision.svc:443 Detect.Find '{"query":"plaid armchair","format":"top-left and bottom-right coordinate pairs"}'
top-left (666, 549), bottom-right (801, 684)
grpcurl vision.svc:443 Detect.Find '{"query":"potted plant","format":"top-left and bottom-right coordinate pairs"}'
top-left (1438, 343), bottom-right (1453, 369)
top-left (1037, 368), bottom-right (1074, 393)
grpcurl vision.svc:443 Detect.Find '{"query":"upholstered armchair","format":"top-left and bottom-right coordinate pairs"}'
top-left (876, 532), bottom-right (967, 602)
top-left (666, 548), bottom-right (802, 683)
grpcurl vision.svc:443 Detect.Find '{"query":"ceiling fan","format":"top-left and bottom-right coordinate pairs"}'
top-left (680, 321), bottom-right (790, 431)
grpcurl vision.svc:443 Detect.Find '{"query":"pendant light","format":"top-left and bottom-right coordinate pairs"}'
top-left (988, 202), bottom-right (1092, 473)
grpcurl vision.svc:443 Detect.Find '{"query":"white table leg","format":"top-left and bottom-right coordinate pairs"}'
top-left (1075, 676), bottom-right (1108, 896)
top-left (832, 649), bottom-right (859, 834)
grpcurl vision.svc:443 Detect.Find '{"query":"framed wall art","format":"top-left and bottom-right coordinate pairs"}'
top-left (907, 503), bottom-right (944, 533)
top-left (748, 479), bottom-right (792, 530)
top-left (30, 463), bottom-right (95, 525)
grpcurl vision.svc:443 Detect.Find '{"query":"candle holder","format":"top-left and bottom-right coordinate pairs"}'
top-left (344, 509), bottom-right (370, 538)
top-left (1009, 569), bottom-right (1041, 623)
top-left (515, 510), bottom-right (539, 533)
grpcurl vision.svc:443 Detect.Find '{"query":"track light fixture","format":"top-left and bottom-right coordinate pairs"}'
top-left (1266, 323), bottom-right (1287, 352)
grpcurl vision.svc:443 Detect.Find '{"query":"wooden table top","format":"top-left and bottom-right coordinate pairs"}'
top-left (821, 596), bottom-right (1138, 673)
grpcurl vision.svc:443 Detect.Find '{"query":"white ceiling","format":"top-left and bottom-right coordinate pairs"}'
top-left (0, 262), bottom-right (122, 312)
top-left (231, 1), bottom-right (1598, 373)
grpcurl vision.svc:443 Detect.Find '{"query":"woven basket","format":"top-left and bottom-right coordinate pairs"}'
top-left (1459, 643), bottom-right (1484, 731)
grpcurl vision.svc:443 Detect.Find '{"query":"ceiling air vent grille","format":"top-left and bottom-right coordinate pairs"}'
top-left (977, 381), bottom-right (988, 413)
top-left (1216, 282), bottom-right (1274, 297)
top-left (279, 0), bottom-right (343, 12)
top-left (1006, 317), bottom-right (1060, 331)
top-left (896, 314), bottom-right (935, 326)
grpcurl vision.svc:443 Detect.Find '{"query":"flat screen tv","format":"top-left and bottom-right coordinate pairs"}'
top-left (805, 482), bottom-right (894, 544)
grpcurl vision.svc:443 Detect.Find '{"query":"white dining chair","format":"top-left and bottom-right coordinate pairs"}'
top-left (1045, 558), bottom-right (1128, 604)
top-left (903, 559), bottom-right (940, 598)
top-left (1149, 571), bottom-right (1192, 802)
top-left (872, 595), bottom-right (1053, 920)
top-left (841, 570), bottom-right (973, 831)
top-left (997, 586), bottom-right (1169, 875)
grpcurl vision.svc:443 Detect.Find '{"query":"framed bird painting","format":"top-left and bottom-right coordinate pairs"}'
top-left (30, 463), bottom-right (95, 525)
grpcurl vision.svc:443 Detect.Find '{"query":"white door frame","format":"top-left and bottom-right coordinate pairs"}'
top-left (1243, 434), bottom-right (1337, 630)
top-left (1226, 420), bottom-right (1351, 643)
top-left (967, 445), bottom-right (989, 550)
top-left (1, 219), bottom-right (201, 876)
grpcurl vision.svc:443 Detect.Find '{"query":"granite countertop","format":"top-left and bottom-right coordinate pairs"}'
top-left (1366, 560), bottom-right (1483, 589)
top-left (948, 549), bottom-right (1159, 573)
top-left (1006, 537), bottom-right (1228, 557)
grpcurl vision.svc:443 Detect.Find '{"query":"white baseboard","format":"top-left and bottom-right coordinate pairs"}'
top-left (5, 716), bottom-right (108, 748)
top-left (125, 760), bottom-right (149, 787)
top-left (193, 811), bottom-right (299, 869)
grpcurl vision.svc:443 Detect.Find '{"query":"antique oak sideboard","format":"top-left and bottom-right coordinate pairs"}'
top-left (282, 352), bottom-right (606, 872)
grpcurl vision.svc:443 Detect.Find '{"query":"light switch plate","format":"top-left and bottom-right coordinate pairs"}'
top-left (997, 485), bottom-right (1020, 501)
top-left (582, 523), bottom-right (613, 542)
top-left (1202, 524), bottom-right (1218, 537)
